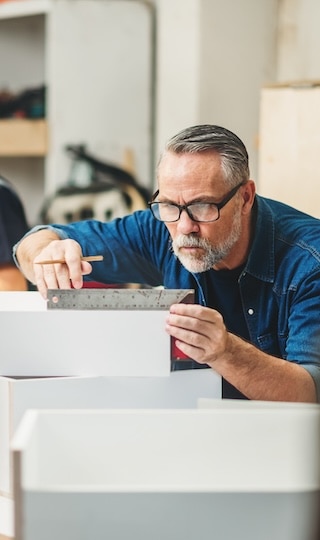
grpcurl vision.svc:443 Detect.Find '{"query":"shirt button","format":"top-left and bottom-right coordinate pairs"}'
top-left (248, 308), bottom-right (254, 315)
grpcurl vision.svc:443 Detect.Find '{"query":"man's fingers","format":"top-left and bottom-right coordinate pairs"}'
top-left (166, 303), bottom-right (228, 365)
top-left (32, 239), bottom-right (91, 297)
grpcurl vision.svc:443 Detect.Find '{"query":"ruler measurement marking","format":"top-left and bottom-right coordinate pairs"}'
top-left (47, 289), bottom-right (195, 310)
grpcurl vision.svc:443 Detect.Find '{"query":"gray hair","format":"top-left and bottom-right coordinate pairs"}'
top-left (159, 124), bottom-right (250, 188)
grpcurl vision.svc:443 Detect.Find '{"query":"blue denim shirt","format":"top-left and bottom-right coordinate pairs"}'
top-left (16, 195), bottom-right (320, 399)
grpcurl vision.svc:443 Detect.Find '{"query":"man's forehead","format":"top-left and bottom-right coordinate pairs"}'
top-left (157, 151), bottom-right (225, 194)
top-left (159, 149), bottom-right (220, 167)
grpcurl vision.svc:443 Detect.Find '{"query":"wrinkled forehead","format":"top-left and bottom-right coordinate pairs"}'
top-left (157, 150), bottom-right (227, 197)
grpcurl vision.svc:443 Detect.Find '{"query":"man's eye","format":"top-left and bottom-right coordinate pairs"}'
top-left (190, 203), bottom-right (209, 210)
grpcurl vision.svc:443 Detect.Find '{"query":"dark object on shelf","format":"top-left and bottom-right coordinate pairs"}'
top-left (0, 85), bottom-right (46, 119)
top-left (40, 144), bottom-right (152, 224)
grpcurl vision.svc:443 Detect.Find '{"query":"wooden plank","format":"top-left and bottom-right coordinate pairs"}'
top-left (258, 86), bottom-right (320, 218)
top-left (0, 0), bottom-right (51, 20)
top-left (0, 119), bottom-right (48, 156)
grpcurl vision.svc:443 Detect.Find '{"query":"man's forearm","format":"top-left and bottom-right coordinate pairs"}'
top-left (216, 334), bottom-right (318, 403)
top-left (15, 229), bottom-right (61, 283)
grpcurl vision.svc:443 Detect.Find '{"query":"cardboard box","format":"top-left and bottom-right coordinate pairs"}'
top-left (258, 82), bottom-right (320, 218)
top-left (0, 370), bottom-right (221, 538)
top-left (12, 403), bottom-right (320, 540)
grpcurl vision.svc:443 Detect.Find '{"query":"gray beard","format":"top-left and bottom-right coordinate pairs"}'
top-left (171, 217), bottom-right (242, 273)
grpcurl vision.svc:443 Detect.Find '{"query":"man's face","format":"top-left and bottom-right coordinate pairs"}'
top-left (157, 150), bottom-right (245, 272)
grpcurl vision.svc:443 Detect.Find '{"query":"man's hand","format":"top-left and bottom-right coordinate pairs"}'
top-left (33, 239), bottom-right (93, 298)
top-left (165, 302), bottom-right (317, 402)
top-left (166, 303), bottom-right (230, 366)
top-left (15, 229), bottom-right (93, 299)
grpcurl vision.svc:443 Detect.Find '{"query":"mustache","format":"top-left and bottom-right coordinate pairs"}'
top-left (173, 235), bottom-right (210, 249)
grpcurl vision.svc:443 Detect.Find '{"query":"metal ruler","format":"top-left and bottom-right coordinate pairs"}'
top-left (47, 288), bottom-right (195, 310)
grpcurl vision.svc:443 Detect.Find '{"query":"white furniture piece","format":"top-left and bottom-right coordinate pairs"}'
top-left (0, 0), bottom-right (154, 224)
top-left (0, 370), bottom-right (221, 539)
top-left (0, 291), bottom-right (171, 377)
top-left (12, 402), bottom-right (320, 540)
top-left (0, 291), bottom-right (221, 538)
top-left (0, 497), bottom-right (13, 540)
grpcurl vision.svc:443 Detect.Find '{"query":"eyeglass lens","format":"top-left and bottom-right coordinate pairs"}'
top-left (149, 182), bottom-right (245, 223)
top-left (152, 202), bottom-right (219, 222)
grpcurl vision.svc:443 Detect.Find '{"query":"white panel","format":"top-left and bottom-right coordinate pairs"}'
top-left (155, 0), bottom-right (201, 154)
top-left (0, 370), bottom-right (220, 497)
top-left (198, 0), bottom-right (278, 181)
top-left (0, 310), bottom-right (170, 377)
top-left (0, 291), bottom-right (171, 377)
top-left (155, 0), bottom-right (278, 182)
top-left (46, 0), bottom-right (154, 193)
top-left (0, 14), bottom-right (45, 91)
top-left (0, 496), bottom-right (14, 538)
top-left (11, 406), bottom-right (320, 540)
top-left (14, 406), bottom-right (320, 491)
top-left (0, 379), bottom-right (10, 494)
top-left (277, 0), bottom-right (320, 81)
top-left (11, 370), bottom-right (220, 429)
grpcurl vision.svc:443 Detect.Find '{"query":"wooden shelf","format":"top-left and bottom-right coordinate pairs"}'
top-left (0, 118), bottom-right (48, 156)
top-left (0, 0), bottom-right (153, 225)
top-left (0, 0), bottom-right (51, 20)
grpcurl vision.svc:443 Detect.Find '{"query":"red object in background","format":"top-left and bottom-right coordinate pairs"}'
top-left (171, 338), bottom-right (189, 360)
top-left (82, 282), bottom-right (122, 289)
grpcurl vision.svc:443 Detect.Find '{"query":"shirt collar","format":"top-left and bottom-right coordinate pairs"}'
top-left (244, 195), bottom-right (275, 283)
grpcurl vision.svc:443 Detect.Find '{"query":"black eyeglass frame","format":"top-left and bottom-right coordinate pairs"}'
top-left (148, 181), bottom-right (246, 223)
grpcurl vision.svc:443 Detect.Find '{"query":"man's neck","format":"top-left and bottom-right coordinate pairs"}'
top-left (213, 214), bottom-right (253, 271)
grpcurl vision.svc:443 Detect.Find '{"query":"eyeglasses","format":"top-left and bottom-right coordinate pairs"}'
top-left (148, 182), bottom-right (245, 223)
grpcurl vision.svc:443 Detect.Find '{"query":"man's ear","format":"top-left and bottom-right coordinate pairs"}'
top-left (242, 180), bottom-right (256, 213)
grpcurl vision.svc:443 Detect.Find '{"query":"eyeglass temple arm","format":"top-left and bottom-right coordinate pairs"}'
top-left (148, 189), bottom-right (159, 204)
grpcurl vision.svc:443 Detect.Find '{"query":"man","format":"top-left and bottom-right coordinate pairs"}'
top-left (0, 175), bottom-right (29, 290)
top-left (14, 125), bottom-right (320, 402)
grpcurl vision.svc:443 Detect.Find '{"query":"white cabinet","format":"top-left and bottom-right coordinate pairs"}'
top-left (0, 0), bottom-right (154, 225)
top-left (12, 404), bottom-right (320, 540)
top-left (0, 370), bottom-right (220, 539)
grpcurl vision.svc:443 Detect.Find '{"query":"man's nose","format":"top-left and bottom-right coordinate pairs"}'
top-left (176, 209), bottom-right (200, 234)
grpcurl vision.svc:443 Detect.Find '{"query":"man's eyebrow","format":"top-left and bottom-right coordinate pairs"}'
top-left (157, 195), bottom-right (219, 204)
top-left (189, 196), bottom-right (219, 204)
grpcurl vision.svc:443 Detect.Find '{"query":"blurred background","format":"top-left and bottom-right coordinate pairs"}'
top-left (0, 0), bottom-right (319, 226)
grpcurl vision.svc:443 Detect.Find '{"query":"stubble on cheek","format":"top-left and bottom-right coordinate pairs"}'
top-left (171, 212), bottom-right (242, 273)
top-left (171, 235), bottom-right (214, 272)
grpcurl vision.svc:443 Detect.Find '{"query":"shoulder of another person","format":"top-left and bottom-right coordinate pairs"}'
top-left (0, 176), bottom-right (10, 188)
top-left (0, 177), bottom-right (17, 197)
top-left (0, 184), bottom-right (17, 206)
